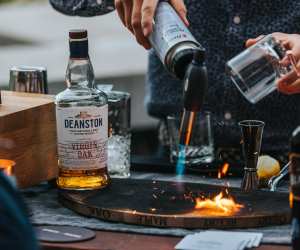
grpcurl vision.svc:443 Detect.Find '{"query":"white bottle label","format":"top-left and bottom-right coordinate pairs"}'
top-left (56, 105), bottom-right (108, 170)
top-left (149, 2), bottom-right (199, 64)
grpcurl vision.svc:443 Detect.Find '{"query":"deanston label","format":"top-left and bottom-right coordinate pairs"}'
top-left (64, 118), bottom-right (103, 129)
top-left (56, 105), bottom-right (108, 170)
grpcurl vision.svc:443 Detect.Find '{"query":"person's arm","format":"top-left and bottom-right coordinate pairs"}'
top-left (49, 0), bottom-right (115, 17)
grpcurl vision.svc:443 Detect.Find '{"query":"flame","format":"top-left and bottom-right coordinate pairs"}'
top-left (2, 165), bottom-right (12, 176)
top-left (0, 159), bottom-right (15, 176)
top-left (290, 192), bottom-right (293, 209)
top-left (195, 190), bottom-right (244, 216)
top-left (218, 163), bottom-right (229, 179)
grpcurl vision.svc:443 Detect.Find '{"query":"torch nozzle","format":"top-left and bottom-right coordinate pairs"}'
top-left (179, 110), bottom-right (196, 146)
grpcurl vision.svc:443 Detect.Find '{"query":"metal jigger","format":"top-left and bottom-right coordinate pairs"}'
top-left (9, 66), bottom-right (48, 94)
top-left (239, 120), bottom-right (265, 192)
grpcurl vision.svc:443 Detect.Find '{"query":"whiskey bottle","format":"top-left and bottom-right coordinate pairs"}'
top-left (290, 127), bottom-right (300, 250)
top-left (55, 29), bottom-right (109, 190)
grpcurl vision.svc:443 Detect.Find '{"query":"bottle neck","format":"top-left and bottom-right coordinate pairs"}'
top-left (66, 57), bottom-right (95, 89)
top-left (70, 37), bottom-right (89, 58)
top-left (66, 36), bottom-right (95, 89)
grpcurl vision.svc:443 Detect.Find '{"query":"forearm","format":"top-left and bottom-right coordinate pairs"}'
top-left (49, 0), bottom-right (114, 17)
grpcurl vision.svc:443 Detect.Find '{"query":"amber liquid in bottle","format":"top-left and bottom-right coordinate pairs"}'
top-left (57, 168), bottom-right (109, 190)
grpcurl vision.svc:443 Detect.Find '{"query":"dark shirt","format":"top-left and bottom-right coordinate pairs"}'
top-left (0, 173), bottom-right (39, 250)
top-left (49, 0), bottom-right (300, 153)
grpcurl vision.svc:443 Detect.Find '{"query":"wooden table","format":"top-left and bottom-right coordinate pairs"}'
top-left (42, 230), bottom-right (291, 250)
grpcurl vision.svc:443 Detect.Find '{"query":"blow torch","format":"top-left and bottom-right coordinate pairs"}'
top-left (147, 1), bottom-right (208, 146)
top-left (179, 49), bottom-right (208, 146)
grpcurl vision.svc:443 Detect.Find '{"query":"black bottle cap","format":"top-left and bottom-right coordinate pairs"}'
top-left (69, 29), bottom-right (89, 58)
top-left (69, 29), bottom-right (88, 40)
top-left (291, 126), bottom-right (300, 153)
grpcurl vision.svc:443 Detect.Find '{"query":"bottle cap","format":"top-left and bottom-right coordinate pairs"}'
top-left (69, 29), bottom-right (88, 40)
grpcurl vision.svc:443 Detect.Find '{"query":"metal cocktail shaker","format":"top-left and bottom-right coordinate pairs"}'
top-left (9, 66), bottom-right (48, 94)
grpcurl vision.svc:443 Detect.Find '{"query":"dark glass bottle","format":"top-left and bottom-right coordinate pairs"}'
top-left (290, 127), bottom-right (300, 249)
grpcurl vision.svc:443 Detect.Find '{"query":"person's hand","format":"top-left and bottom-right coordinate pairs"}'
top-left (114, 0), bottom-right (189, 49)
top-left (246, 33), bottom-right (300, 95)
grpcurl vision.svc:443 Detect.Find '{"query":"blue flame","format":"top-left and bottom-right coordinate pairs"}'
top-left (176, 144), bottom-right (186, 176)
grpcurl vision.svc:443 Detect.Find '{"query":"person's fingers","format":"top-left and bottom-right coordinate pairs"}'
top-left (277, 81), bottom-right (288, 94)
top-left (123, 0), bottom-right (133, 32)
top-left (277, 79), bottom-right (300, 95)
top-left (115, 0), bottom-right (126, 26)
top-left (245, 39), bottom-right (256, 47)
top-left (277, 80), bottom-right (292, 94)
top-left (279, 55), bottom-right (290, 67)
top-left (271, 32), bottom-right (288, 42)
top-left (272, 33), bottom-right (299, 52)
top-left (286, 51), bottom-right (300, 77)
top-left (245, 35), bottom-right (265, 47)
top-left (169, 0), bottom-right (189, 26)
top-left (277, 69), bottom-right (298, 87)
top-left (131, 0), bottom-right (151, 49)
top-left (141, 0), bottom-right (159, 37)
top-left (287, 80), bottom-right (300, 94)
top-left (279, 38), bottom-right (300, 76)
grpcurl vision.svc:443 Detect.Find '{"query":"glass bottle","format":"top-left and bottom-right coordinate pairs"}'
top-left (55, 29), bottom-right (109, 190)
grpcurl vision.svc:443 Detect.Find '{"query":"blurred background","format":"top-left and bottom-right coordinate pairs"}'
top-left (0, 0), bottom-right (158, 130)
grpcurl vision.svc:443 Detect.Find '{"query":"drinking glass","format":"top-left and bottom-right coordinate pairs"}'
top-left (106, 91), bottom-right (131, 178)
top-left (9, 66), bottom-right (48, 94)
top-left (167, 111), bottom-right (214, 166)
top-left (226, 35), bottom-right (297, 104)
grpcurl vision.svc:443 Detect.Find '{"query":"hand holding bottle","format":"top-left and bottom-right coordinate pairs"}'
top-left (114, 0), bottom-right (189, 49)
top-left (246, 32), bottom-right (300, 95)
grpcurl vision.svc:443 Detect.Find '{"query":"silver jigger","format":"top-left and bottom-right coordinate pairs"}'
top-left (239, 120), bottom-right (265, 192)
top-left (9, 66), bottom-right (48, 94)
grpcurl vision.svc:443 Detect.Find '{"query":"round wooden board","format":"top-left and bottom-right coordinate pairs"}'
top-left (59, 178), bottom-right (291, 229)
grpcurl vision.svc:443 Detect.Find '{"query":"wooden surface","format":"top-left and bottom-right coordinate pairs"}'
top-left (59, 178), bottom-right (290, 229)
top-left (0, 91), bottom-right (58, 188)
top-left (41, 230), bottom-right (291, 250)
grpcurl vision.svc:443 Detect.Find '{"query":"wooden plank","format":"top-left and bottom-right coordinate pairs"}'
top-left (0, 91), bottom-right (54, 116)
top-left (59, 179), bottom-right (290, 229)
top-left (0, 91), bottom-right (57, 187)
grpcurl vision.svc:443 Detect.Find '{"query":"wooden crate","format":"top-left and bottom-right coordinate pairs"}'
top-left (0, 91), bottom-right (58, 188)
